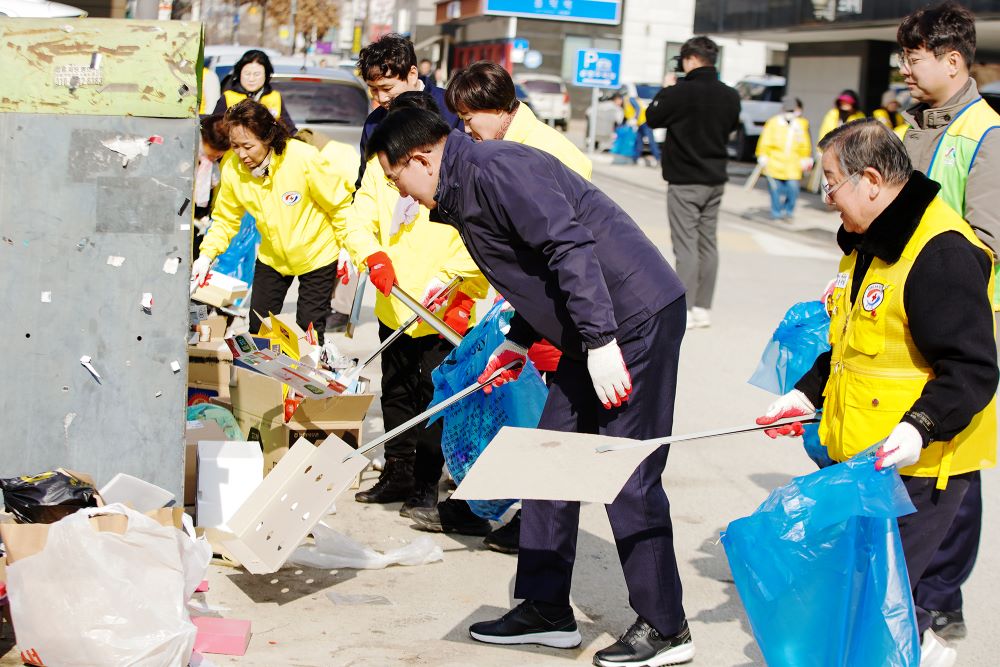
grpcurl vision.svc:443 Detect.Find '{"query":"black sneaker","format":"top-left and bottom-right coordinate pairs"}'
top-left (354, 458), bottom-right (413, 504)
top-left (929, 609), bottom-right (967, 641)
top-left (470, 600), bottom-right (582, 648)
top-left (399, 482), bottom-right (438, 518)
top-left (409, 497), bottom-right (492, 536)
top-left (593, 618), bottom-right (695, 667)
top-left (483, 510), bottom-right (521, 554)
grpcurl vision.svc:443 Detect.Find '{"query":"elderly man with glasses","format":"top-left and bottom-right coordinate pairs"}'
top-left (757, 118), bottom-right (997, 667)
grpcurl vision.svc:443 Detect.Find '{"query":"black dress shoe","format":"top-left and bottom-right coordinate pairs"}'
top-left (483, 510), bottom-right (520, 554)
top-left (593, 618), bottom-right (695, 667)
top-left (409, 497), bottom-right (491, 536)
top-left (469, 600), bottom-right (582, 648)
top-left (399, 482), bottom-right (438, 518)
top-left (929, 609), bottom-right (967, 641)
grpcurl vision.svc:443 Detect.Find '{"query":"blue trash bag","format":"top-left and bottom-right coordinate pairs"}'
top-left (802, 416), bottom-right (835, 469)
top-left (186, 404), bottom-right (243, 440)
top-left (213, 212), bottom-right (260, 307)
top-left (721, 447), bottom-right (919, 667)
top-left (610, 124), bottom-right (638, 160)
top-left (749, 300), bottom-right (831, 396)
top-left (428, 300), bottom-right (548, 520)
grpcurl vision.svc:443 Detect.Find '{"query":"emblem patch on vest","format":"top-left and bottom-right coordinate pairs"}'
top-left (862, 283), bottom-right (885, 311)
top-left (282, 191), bottom-right (302, 206)
top-left (942, 146), bottom-right (957, 166)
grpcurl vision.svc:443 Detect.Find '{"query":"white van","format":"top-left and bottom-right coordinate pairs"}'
top-left (514, 73), bottom-right (571, 130)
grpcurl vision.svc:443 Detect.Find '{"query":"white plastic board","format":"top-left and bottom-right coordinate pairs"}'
top-left (222, 435), bottom-right (369, 574)
top-left (452, 426), bottom-right (660, 504)
top-left (98, 473), bottom-right (174, 513)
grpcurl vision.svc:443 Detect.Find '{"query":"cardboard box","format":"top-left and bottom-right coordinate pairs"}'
top-left (195, 441), bottom-right (263, 529)
top-left (185, 420), bottom-right (230, 507)
top-left (229, 368), bottom-right (374, 473)
top-left (191, 273), bottom-right (248, 308)
top-left (188, 341), bottom-right (234, 406)
top-left (99, 474), bottom-right (174, 513)
top-left (197, 315), bottom-right (229, 341)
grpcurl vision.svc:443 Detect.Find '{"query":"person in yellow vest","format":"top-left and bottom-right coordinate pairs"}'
top-left (341, 91), bottom-right (489, 517)
top-left (817, 90), bottom-right (865, 144)
top-left (612, 91), bottom-right (661, 167)
top-left (893, 1), bottom-right (1000, 643)
top-left (755, 96), bottom-right (813, 221)
top-left (873, 89), bottom-right (906, 131)
top-left (212, 50), bottom-right (297, 134)
top-left (191, 100), bottom-right (352, 344)
top-left (757, 120), bottom-right (997, 667)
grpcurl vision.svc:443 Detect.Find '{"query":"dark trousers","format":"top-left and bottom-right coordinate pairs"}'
top-left (899, 471), bottom-right (978, 633)
top-left (913, 474), bottom-right (982, 612)
top-left (515, 297), bottom-right (687, 637)
top-left (248, 260), bottom-right (337, 345)
top-left (378, 322), bottom-right (450, 485)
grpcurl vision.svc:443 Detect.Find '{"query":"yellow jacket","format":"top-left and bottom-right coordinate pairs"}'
top-left (321, 139), bottom-right (362, 189)
top-left (817, 108), bottom-right (865, 147)
top-left (621, 96), bottom-right (647, 127)
top-left (756, 114), bottom-right (812, 180)
top-left (200, 139), bottom-right (353, 276)
top-left (506, 103), bottom-right (593, 179)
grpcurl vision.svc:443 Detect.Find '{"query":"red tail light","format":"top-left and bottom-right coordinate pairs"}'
top-left (563, 92), bottom-right (570, 104)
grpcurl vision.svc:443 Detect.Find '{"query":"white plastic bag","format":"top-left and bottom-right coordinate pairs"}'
top-left (7, 504), bottom-right (198, 667)
top-left (288, 522), bottom-right (443, 570)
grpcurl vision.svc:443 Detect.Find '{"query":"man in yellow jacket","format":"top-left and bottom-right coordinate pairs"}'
top-left (341, 92), bottom-right (488, 516)
top-left (755, 97), bottom-right (813, 221)
top-left (757, 120), bottom-right (996, 667)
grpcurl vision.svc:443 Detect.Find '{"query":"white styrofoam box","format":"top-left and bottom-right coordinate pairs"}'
top-left (196, 441), bottom-right (263, 529)
top-left (99, 473), bottom-right (175, 513)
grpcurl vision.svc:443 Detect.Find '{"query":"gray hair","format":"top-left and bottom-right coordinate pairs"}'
top-left (818, 119), bottom-right (912, 185)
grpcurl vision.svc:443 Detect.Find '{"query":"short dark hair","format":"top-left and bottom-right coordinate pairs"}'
top-left (199, 114), bottom-right (229, 152)
top-left (680, 36), bottom-right (719, 66)
top-left (357, 33), bottom-right (417, 83)
top-left (225, 99), bottom-right (290, 155)
top-left (390, 90), bottom-right (443, 116)
top-left (367, 107), bottom-right (450, 164)
top-left (898, 1), bottom-right (976, 67)
top-left (232, 49), bottom-right (274, 86)
top-left (445, 61), bottom-right (518, 114)
top-left (818, 119), bottom-right (912, 186)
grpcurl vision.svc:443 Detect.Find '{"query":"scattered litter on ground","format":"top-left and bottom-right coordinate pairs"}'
top-left (289, 522), bottom-right (443, 570)
top-left (325, 591), bottom-right (392, 606)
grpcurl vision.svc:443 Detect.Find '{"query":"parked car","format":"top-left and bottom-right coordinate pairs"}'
top-left (514, 83), bottom-right (535, 114)
top-left (0, 0), bottom-right (85, 16)
top-left (584, 83), bottom-right (666, 152)
top-left (268, 65), bottom-right (369, 146)
top-left (514, 73), bottom-right (570, 130)
top-left (731, 74), bottom-right (786, 161)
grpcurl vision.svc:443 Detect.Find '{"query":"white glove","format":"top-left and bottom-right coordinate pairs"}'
top-left (587, 339), bottom-right (631, 409)
top-left (756, 389), bottom-right (815, 438)
top-left (757, 156), bottom-right (768, 168)
top-left (420, 277), bottom-right (448, 312)
top-left (875, 422), bottom-right (923, 471)
top-left (190, 255), bottom-right (213, 293)
top-left (800, 157), bottom-right (814, 172)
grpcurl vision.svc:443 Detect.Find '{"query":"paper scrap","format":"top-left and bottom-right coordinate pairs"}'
top-left (40, 292), bottom-right (51, 303)
top-left (141, 292), bottom-right (153, 313)
top-left (170, 360), bottom-right (181, 373)
top-left (101, 136), bottom-right (150, 168)
top-left (180, 223), bottom-right (191, 231)
top-left (79, 356), bottom-right (102, 383)
top-left (63, 413), bottom-right (76, 438)
top-left (155, 391), bottom-right (163, 398)
top-left (326, 591), bottom-right (391, 606)
top-left (106, 255), bottom-right (125, 267)
top-left (163, 257), bottom-right (181, 274)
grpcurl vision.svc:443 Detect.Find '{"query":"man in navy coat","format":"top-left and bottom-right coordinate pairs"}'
top-left (367, 107), bottom-right (695, 667)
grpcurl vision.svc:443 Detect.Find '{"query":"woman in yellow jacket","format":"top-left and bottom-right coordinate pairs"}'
top-left (192, 100), bottom-right (353, 343)
top-left (341, 91), bottom-right (488, 515)
top-left (817, 89), bottom-right (865, 144)
top-left (755, 97), bottom-right (813, 221)
top-left (212, 50), bottom-right (297, 134)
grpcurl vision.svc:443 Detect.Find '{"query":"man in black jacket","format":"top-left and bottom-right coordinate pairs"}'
top-left (367, 108), bottom-right (694, 667)
top-left (646, 36), bottom-right (740, 330)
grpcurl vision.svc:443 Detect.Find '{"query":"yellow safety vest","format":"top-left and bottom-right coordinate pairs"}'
top-left (820, 196), bottom-right (996, 489)
top-left (223, 88), bottom-right (284, 120)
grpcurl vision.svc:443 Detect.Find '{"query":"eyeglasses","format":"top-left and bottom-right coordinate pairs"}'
top-left (384, 155), bottom-right (414, 191)
top-left (897, 49), bottom-right (947, 71)
top-left (822, 172), bottom-right (860, 203)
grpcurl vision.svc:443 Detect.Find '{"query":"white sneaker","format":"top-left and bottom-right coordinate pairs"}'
top-left (686, 307), bottom-right (711, 329)
top-left (920, 629), bottom-right (957, 667)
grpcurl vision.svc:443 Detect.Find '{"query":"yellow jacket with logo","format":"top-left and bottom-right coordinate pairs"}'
top-left (820, 196), bottom-right (996, 488)
top-left (756, 114), bottom-right (812, 181)
top-left (200, 139), bottom-right (352, 276)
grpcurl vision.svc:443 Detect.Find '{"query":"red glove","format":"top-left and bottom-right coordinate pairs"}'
top-left (477, 340), bottom-right (528, 395)
top-left (442, 292), bottom-right (475, 336)
top-left (336, 262), bottom-right (350, 285)
top-left (755, 389), bottom-right (815, 438)
top-left (366, 251), bottom-right (396, 296)
top-left (528, 339), bottom-right (562, 374)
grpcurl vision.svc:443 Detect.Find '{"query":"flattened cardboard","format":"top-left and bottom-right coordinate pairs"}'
top-left (226, 334), bottom-right (345, 398)
top-left (221, 435), bottom-right (368, 575)
top-left (452, 427), bottom-right (660, 504)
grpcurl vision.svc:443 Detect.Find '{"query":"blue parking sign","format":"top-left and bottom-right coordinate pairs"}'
top-left (574, 49), bottom-right (620, 88)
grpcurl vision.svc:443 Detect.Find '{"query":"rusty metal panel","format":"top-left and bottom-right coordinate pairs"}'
top-left (0, 18), bottom-right (203, 118)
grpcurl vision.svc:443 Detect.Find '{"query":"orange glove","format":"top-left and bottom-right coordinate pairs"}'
top-left (366, 251), bottom-right (396, 296)
top-left (528, 340), bottom-right (562, 374)
top-left (441, 292), bottom-right (475, 336)
top-left (478, 340), bottom-right (528, 394)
